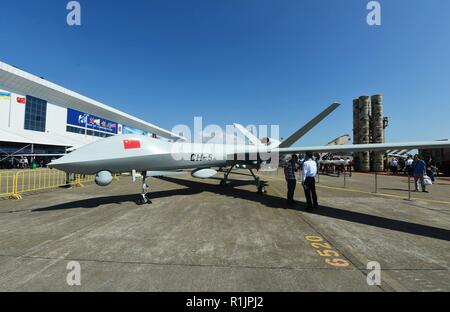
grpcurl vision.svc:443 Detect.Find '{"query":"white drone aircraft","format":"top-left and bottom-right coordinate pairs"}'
top-left (49, 103), bottom-right (450, 204)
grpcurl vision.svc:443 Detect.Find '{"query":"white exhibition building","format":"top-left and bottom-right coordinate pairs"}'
top-left (0, 61), bottom-right (176, 168)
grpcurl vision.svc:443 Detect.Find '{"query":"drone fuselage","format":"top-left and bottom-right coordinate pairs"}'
top-left (49, 134), bottom-right (271, 174)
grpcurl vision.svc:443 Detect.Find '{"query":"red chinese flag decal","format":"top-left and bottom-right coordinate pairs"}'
top-left (17, 97), bottom-right (26, 104)
top-left (123, 139), bottom-right (141, 150)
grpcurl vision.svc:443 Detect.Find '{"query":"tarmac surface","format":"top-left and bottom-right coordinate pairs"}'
top-left (0, 170), bottom-right (449, 291)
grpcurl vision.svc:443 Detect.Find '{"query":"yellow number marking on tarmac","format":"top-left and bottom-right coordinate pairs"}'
top-left (261, 178), bottom-right (353, 269)
top-left (305, 235), bottom-right (350, 268)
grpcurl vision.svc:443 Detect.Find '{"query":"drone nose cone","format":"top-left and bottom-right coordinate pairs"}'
top-left (48, 157), bottom-right (68, 170)
top-left (48, 151), bottom-right (82, 171)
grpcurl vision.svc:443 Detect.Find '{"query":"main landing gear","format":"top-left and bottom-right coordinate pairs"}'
top-left (136, 171), bottom-right (152, 205)
top-left (219, 165), bottom-right (267, 194)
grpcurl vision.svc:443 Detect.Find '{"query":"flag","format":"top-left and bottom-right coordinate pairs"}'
top-left (16, 97), bottom-right (26, 104)
top-left (0, 91), bottom-right (11, 100)
top-left (123, 139), bottom-right (141, 150)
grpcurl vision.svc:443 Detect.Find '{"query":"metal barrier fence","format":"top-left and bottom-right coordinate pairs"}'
top-left (13, 169), bottom-right (68, 199)
top-left (72, 173), bottom-right (96, 187)
top-left (0, 171), bottom-right (15, 199)
top-left (0, 170), bottom-right (121, 200)
top-left (0, 169), bottom-right (101, 200)
top-left (264, 168), bottom-right (449, 204)
top-left (314, 171), bottom-right (450, 204)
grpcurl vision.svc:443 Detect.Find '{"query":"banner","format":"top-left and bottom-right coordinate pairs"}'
top-left (67, 108), bottom-right (118, 134)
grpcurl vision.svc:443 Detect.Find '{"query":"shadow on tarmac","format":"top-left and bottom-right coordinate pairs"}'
top-left (33, 176), bottom-right (299, 211)
top-left (33, 176), bottom-right (450, 242)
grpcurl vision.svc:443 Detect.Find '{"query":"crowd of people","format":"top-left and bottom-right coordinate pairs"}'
top-left (387, 155), bottom-right (437, 179)
top-left (388, 155), bottom-right (437, 192)
top-left (0, 156), bottom-right (54, 170)
top-left (409, 155), bottom-right (436, 193)
top-left (318, 156), bottom-right (353, 177)
top-left (283, 153), bottom-right (438, 206)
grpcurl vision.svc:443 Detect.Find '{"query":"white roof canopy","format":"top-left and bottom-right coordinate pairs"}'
top-left (0, 61), bottom-right (184, 140)
top-left (0, 127), bottom-right (85, 148)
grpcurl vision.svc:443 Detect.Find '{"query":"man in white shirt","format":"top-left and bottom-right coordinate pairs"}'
top-left (302, 152), bottom-right (319, 212)
top-left (405, 155), bottom-right (414, 176)
top-left (390, 158), bottom-right (399, 174)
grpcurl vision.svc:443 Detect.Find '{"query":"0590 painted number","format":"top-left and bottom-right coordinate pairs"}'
top-left (305, 236), bottom-right (350, 268)
top-left (311, 242), bottom-right (332, 249)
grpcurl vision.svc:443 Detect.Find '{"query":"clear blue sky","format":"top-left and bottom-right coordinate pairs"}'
top-left (1, 0), bottom-right (449, 145)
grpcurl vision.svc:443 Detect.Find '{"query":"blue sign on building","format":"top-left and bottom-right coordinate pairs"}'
top-left (67, 108), bottom-right (118, 134)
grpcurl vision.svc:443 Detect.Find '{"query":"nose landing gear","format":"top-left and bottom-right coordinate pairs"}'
top-left (251, 171), bottom-right (267, 194)
top-left (136, 171), bottom-right (152, 205)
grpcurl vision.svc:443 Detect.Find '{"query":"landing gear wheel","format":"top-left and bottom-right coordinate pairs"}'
top-left (136, 172), bottom-right (152, 205)
top-left (257, 184), bottom-right (266, 194)
top-left (136, 194), bottom-right (152, 205)
top-left (136, 198), bottom-right (146, 205)
top-left (220, 179), bottom-right (229, 187)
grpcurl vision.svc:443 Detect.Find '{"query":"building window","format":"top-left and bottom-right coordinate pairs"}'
top-left (24, 95), bottom-right (47, 132)
top-left (66, 126), bottom-right (113, 138)
top-left (67, 126), bottom-right (86, 135)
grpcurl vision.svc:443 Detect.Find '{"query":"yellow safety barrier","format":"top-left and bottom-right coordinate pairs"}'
top-left (11, 169), bottom-right (97, 199)
top-left (0, 171), bottom-right (16, 199)
top-left (1, 169), bottom-right (120, 200)
top-left (72, 173), bottom-right (119, 187)
top-left (12, 169), bottom-right (68, 199)
top-left (73, 173), bottom-right (95, 187)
